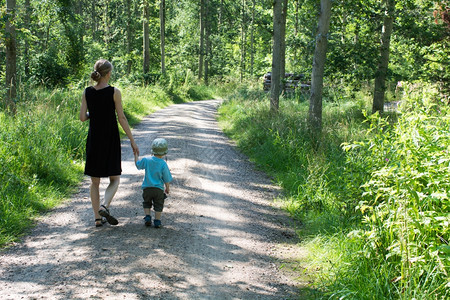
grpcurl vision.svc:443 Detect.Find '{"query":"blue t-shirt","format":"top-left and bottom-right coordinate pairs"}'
top-left (135, 156), bottom-right (173, 191)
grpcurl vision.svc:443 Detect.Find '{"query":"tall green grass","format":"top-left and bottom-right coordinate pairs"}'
top-left (0, 79), bottom-right (217, 248)
top-left (218, 82), bottom-right (449, 299)
top-left (0, 88), bottom-right (86, 246)
top-left (219, 88), bottom-right (368, 226)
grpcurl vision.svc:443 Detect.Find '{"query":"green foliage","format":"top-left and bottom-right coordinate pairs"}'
top-left (341, 83), bottom-right (449, 298)
top-left (420, 39), bottom-right (450, 91)
top-left (29, 48), bottom-right (70, 87)
top-left (218, 81), bottom-right (449, 299)
top-left (119, 84), bottom-right (173, 127)
top-left (4, 0), bottom-right (448, 96)
top-left (0, 79), bottom-right (220, 248)
top-left (0, 88), bottom-right (85, 247)
top-left (218, 81), bottom-right (369, 221)
top-left (116, 69), bottom-right (216, 105)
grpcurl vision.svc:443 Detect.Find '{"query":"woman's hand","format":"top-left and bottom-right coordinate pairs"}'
top-left (131, 141), bottom-right (139, 156)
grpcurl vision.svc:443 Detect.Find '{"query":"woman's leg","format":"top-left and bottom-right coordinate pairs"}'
top-left (103, 175), bottom-right (120, 208)
top-left (90, 177), bottom-right (101, 220)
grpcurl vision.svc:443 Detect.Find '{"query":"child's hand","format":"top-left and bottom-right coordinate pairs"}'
top-left (165, 183), bottom-right (170, 195)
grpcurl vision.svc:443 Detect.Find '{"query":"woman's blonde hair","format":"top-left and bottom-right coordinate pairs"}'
top-left (91, 59), bottom-right (113, 82)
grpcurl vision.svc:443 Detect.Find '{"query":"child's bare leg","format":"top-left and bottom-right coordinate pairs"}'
top-left (144, 208), bottom-right (151, 215)
top-left (103, 175), bottom-right (120, 208)
top-left (90, 177), bottom-right (101, 219)
top-left (153, 211), bottom-right (163, 227)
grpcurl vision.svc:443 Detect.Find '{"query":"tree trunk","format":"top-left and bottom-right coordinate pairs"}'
top-left (91, 0), bottom-right (96, 40)
top-left (160, 0), bottom-right (166, 75)
top-left (143, 0), bottom-right (150, 74)
top-left (295, 0), bottom-right (299, 36)
top-left (271, 0), bottom-right (283, 113)
top-left (24, 0), bottom-right (31, 77)
top-left (204, 0), bottom-right (210, 85)
top-left (5, 0), bottom-right (17, 113)
top-left (126, 0), bottom-right (132, 74)
top-left (240, 0), bottom-right (246, 82)
top-left (103, 0), bottom-right (111, 57)
top-left (280, 0), bottom-right (288, 91)
top-left (199, 0), bottom-right (205, 80)
top-left (250, 0), bottom-right (255, 76)
top-left (373, 0), bottom-right (395, 114)
top-left (308, 0), bottom-right (332, 138)
top-left (293, 0), bottom-right (300, 67)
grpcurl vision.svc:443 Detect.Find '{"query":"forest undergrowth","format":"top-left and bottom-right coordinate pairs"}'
top-left (1, 76), bottom-right (448, 299)
top-left (0, 76), bottom-right (224, 248)
top-left (218, 81), bottom-right (449, 299)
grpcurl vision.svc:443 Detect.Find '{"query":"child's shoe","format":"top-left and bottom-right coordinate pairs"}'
top-left (144, 215), bottom-right (152, 227)
top-left (153, 219), bottom-right (162, 228)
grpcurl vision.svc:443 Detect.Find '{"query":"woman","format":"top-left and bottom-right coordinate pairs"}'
top-left (79, 59), bottom-right (139, 227)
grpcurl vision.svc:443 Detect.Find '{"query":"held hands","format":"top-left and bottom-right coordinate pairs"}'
top-left (131, 141), bottom-right (139, 156)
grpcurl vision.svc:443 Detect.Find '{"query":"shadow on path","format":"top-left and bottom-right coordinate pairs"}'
top-left (0, 100), bottom-right (305, 299)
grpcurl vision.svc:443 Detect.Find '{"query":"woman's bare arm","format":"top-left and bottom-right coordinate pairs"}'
top-left (113, 87), bottom-right (139, 156)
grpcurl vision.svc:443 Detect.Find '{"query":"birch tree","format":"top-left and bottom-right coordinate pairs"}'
top-left (308, 0), bottom-right (332, 138)
top-left (125, 0), bottom-right (133, 74)
top-left (204, 0), bottom-right (210, 85)
top-left (372, 0), bottom-right (396, 113)
top-left (280, 0), bottom-right (288, 87)
top-left (143, 0), bottom-right (150, 74)
top-left (270, 0), bottom-right (284, 113)
top-left (199, 0), bottom-right (205, 80)
top-left (160, 0), bottom-right (166, 74)
top-left (24, 0), bottom-right (31, 77)
top-left (5, 0), bottom-right (17, 113)
top-left (240, 0), bottom-right (246, 81)
top-left (250, 0), bottom-right (255, 76)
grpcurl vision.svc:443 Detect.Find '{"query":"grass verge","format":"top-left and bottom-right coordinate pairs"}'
top-left (217, 82), bottom-right (449, 299)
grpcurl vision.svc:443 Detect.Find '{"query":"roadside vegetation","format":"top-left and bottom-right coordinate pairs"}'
top-left (1, 0), bottom-right (448, 298)
top-left (3, 73), bottom-right (447, 299)
top-left (218, 81), bottom-right (449, 299)
top-left (0, 76), bottom-right (223, 248)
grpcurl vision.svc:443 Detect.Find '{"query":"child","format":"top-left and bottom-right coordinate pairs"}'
top-left (134, 138), bottom-right (173, 228)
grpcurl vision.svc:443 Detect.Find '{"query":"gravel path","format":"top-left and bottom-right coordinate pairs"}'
top-left (0, 100), bottom-right (303, 299)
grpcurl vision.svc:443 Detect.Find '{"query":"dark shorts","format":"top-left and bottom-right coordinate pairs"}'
top-left (142, 187), bottom-right (166, 212)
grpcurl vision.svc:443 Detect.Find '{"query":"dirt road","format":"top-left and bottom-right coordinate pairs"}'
top-left (0, 100), bottom-right (302, 299)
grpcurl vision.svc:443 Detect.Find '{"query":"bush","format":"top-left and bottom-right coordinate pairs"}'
top-left (218, 81), bottom-right (449, 298)
top-left (341, 85), bottom-right (450, 298)
top-left (29, 49), bottom-right (70, 88)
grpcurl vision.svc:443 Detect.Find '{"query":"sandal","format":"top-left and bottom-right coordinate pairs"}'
top-left (99, 205), bottom-right (119, 225)
top-left (95, 217), bottom-right (107, 227)
top-left (95, 218), bottom-right (103, 227)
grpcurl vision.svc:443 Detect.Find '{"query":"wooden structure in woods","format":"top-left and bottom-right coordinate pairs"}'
top-left (263, 72), bottom-right (310, 92)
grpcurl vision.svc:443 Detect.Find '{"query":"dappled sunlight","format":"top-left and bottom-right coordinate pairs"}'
top-left (0, 100), bottom-right (300, 299)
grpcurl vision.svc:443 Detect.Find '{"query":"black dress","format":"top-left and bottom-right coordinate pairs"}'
top-left (84, 86), bottom-right (122, 177)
